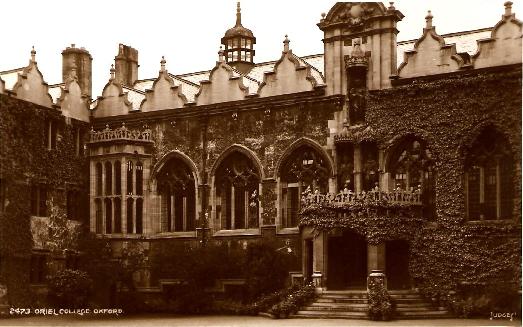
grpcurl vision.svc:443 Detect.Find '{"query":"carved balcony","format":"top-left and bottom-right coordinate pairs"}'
top-left (88, 123), bottom-right (153, 144)
top-left (299, 188), bottom-right (425, 241)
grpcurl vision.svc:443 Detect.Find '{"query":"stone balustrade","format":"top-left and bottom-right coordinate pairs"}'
top-left (301, 187), bottom-right (422, 206)
top-left (89, 123), bottom-right (152, 143)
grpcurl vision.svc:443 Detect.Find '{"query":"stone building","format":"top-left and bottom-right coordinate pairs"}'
top-left (0, 1), bottom-right (521, 318)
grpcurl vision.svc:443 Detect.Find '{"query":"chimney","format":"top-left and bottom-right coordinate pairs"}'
top-left (62, 44), bottom-right (93, 98)
top-left (114, 44), bottom-right (139, 86)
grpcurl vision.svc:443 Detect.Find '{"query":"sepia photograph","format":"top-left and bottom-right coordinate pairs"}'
top-left (0, 1), bottom-right (521, 326)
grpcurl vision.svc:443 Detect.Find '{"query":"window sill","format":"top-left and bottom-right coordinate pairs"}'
top-left (277, 227), bottom-right (299, 235)
top-left (213, 229), bottom-right (260, 237)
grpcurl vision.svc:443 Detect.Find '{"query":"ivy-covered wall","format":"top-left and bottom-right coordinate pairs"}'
top-left (364, 68), bottom-right (521, 299)
top-left (0, 94), bottom-right (89, 306)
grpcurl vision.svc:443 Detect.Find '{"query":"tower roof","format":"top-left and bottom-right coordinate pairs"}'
top-left (223, 2), bottom-right (254, 39)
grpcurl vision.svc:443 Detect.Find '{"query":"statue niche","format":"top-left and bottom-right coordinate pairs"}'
top-left (345, 39), bottom-right (368, 126)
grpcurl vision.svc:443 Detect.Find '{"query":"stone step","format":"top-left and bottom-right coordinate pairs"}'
top-left (320, 294), bottom-right (368, 299)
top-left (293, 310), bottom-right (368, 319)
top-left (316, 298), bottom-right (368, 304)
top-left (389, 294), bottom-right (423, 299)
top-left (309, 302), bottom-right (368, 308)
top-left (322, 291), bottom-right (367, 295)
top-left (303, 305), bottom-right (368, 312)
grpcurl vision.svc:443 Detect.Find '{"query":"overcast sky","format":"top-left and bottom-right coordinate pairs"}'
top-left (0, 0), bottom-right (519, 97)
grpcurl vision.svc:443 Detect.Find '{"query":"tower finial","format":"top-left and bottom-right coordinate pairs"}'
top-left (30, 46), bottom-right (36, 63)
top-left (283, 35), bottom-right (290, 53)
top-left (110, 64), bottom-right (116, 81)
top-left (425, 10), bottom-right (433, 29)
top-left (388, 2), bottom-right (395, 11)
top-left (160, 56), bottom-right (166, 72)
top-left (236, 2), bottom-right (242, 26)
top-left (504, 1), bottom-right (513, 17)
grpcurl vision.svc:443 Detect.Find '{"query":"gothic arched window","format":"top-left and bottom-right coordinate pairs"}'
top-left (157, 158), bottom-right (197, 232)
top-left (389, 137), bottom-right (435, 219)
top-left (127, 161), bottom-right (134, 195)
top-left (215, 152), bottom-right (260, 230)
top-left (105, 198), bottom-right (112, 234)
top-left (465, 128), bottom-right (512, 221)
top-left (95, 199), bottom-right (102, 234)
top-left (96, 163), bottom-right (103, 196)
top-left (280, 145), bottom-right (330, 228)
top-left (127, 198), bottom-right (134, 233)
top-left (136, 198), bottom-right (143, 234)
top-left (115, 161), bottom-right (121, 195)
top-left (114, 197), bottom-right (122, 233)
top-left (105, 162), bottom-right (112, 195)
top-left (136, 162), bottom-right (143, 196)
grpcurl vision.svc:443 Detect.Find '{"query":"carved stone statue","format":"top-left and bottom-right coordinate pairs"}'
top-left (349, 88), bottom-right (366, 124)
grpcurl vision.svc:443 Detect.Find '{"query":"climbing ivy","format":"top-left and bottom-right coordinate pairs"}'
top-left (0, 94), bottom-right (89, 306)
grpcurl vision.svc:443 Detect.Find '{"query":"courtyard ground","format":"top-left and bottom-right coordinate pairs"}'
top-left (0, 315), bottom-right (521, 327)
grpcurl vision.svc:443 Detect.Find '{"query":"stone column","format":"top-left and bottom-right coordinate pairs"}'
top-left (367, 243), bottom-right (386, 274)
top-left (313, 230), bottom-right (327, 290)
top-left (354, 144), bottom-right (363, 193)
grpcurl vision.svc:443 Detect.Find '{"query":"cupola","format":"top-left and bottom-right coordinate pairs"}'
top-left (221, 2), bottom-right (256, 74)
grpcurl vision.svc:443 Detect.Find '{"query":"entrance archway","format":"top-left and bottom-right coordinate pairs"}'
top-left (327, 230), bottom-right (367, 289)
top-left (385, 240), bottom-right (412, 290)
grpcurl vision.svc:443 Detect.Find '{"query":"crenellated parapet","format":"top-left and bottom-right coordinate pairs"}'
top-left (140, 57), bottom-right (187, 112)
top-left (92, 65), bottom-right (133, 117)
top-left (257, 36), bottom-right (316, 97)
top-left (11, 47), bottom-right (54, 108)
top-left (398, 11), bottom-right (464, 78)
top-left (473, 1), bottom-right (522, 69)
top-left (195, 48), bottom-right (249, 105)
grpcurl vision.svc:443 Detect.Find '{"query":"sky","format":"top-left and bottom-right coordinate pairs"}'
top-left (0, 0), bottom-right (519, 97)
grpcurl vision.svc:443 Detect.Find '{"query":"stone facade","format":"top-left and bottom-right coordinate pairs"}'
top-left (0, 1), bottom-right (521, 312)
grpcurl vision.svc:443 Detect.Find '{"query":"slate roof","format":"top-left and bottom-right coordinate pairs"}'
top-left (1, 27), bottom-right (494, 108)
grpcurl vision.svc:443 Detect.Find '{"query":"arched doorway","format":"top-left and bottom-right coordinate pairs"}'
top-left (385, 240), bottom-right (411, 290)
top-left (327, 230), bottom-right (367, 290)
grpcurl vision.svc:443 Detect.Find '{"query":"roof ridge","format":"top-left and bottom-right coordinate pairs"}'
top-left (168, 73), bottom-right (199, 87)
top-left (122, 85), bottom-right (146, 94)
top-left (397, 26), bottom-right (492, 45)
top-left (0, 67), bottom-right (25, 75)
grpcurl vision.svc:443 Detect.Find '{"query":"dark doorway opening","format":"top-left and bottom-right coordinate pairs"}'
top-left (327, 230), bottom-right (367, 289)
top-left (385, 240), bottom-right (411, 290)
top-left (304, 239), bottom-right (313, 283)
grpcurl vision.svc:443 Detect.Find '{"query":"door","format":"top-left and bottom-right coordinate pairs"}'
top-left (327, 230), bottom-right (367, 289)
top-left (385, 240), bottom-right (411, 289)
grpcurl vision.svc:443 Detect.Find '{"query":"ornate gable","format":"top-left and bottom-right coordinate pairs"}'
top-left (318, 2), bottom-right (387, 30)
top-left (140, 57), bottom-right (187, 112)
top-left (93, 65), bottom-right (132, 118)
top-left (257, 36), bottom-right (316, 98)
top-left (473, 2), bottom-right (522, 69)
top-left (12, 47), bottom-right (54, 107)
top-left (398, 12), bottom-right (463, 78)
top-left (195, 49), bottom-right (248, 106)
top-left (57, 67), bottom-right (90, 122)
